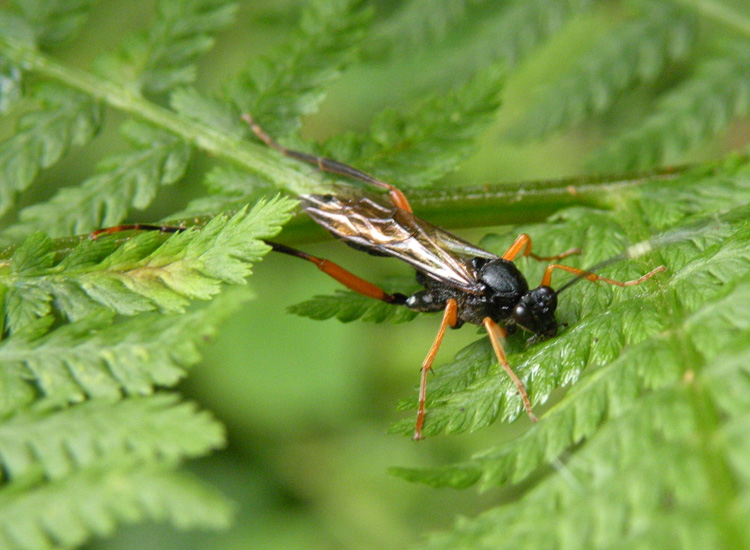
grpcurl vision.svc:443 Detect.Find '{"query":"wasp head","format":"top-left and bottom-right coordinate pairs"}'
top-left (474, 259), bottom-right (559, 340)
top-left (512, 286), bottom-right (558, 342)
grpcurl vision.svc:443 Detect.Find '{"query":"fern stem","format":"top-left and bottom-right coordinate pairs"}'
top-left (0, 39), bottom-right (327, 197)
top-left (400, 168), bottom-right (686, 229)
top-left (675, 0), bottom-right (750, 37)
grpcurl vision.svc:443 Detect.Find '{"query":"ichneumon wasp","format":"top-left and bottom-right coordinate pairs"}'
top-left (91, 116), bottom-right (666, 440)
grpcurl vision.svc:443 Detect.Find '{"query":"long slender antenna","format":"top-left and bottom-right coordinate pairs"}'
top-left (554, 255), bottom-right (625, 294)
top-left (555, 238), bottom-right (662, 295)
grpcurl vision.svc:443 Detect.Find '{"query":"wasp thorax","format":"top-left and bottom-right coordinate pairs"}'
top-left (476, 258), bottom-right (527, 295)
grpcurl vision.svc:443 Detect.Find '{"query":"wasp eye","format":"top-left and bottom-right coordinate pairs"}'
top-left (514, 304), bottom-right (532, 326)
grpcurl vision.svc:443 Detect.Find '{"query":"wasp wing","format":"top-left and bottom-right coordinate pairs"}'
top-left (301, 195), bottom-right (496, 294)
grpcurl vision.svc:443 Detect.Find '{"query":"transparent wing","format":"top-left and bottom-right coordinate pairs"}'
top-left (301, 195), bottom-right (496, 294)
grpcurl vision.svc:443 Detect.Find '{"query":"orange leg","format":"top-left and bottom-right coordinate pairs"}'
top-left (266, 241), bottom-right (406, 304)
top-left (502, 233), bottom-right (580, 262)
top-left (414, 298), bottom-right (458, 440)
top-left (483, 318), bottom-right (538, 423)
top-left (242, 114), bottom-right (413, 213)
top-left (540, 263), bottom-right (666, 288)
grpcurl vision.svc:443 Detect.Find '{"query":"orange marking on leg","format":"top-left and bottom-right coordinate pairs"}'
top-left (89, 225), bottom-right (137, 240)
top-left (483, 318), bottom-right (537, 423)
top-left (414, 299), bottom-right (458, 440)
top-left (541, 263), bottom-right (666, 288)
top-left (502, 234), bottom-right (532, 261)
top-left (266, 241), bottom-right (404, 304)
top-left (502, 233), bottom-right (580, 262)
top-left (387, 188), bottom-right (412, 213)
top-left (315, 259), bottom-right (390, 302)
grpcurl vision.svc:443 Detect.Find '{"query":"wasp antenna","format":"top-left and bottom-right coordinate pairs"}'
top-left (552, 259), bottom-right (664, 295)
top-left (555, 236), bottom-right (666, 295)
top-left (554, 255), bottom-right (625, 294)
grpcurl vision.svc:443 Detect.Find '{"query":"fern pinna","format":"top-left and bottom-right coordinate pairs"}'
top-left (0, 1), bottom-right (749, 550)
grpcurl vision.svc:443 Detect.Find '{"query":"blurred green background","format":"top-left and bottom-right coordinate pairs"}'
top-left (17, 0), bottom-right (737, 548)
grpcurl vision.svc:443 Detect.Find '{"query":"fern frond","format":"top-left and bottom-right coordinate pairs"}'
top-left (323, 64), bottom-right (503, 187)
top-left (589, 42), bottom-right (750, 172)
top-left (0, 288), bottom-right (249, 409)
top-left (0, 57), bottom-right (22, 115)
top-left (170, 87), bottom-right (247, 140)
top-left (4, 120), bottom-right (191, 240)
top-left (0, 83), bottom-right (100, 217)
top-left (202, 165), bottom-right (273, 197)
top-left (0, 196), bottom-right (295, 332)
top-left (94, 0), bottom-right (238, 95)
top-left (9, 0), bottom-right (95, 48)
top-left (0, 394), bottom-right (224, 481)
top-left (0, 11), bottom-right (36, 56)
top-left (227, 0), bottom-right (370, 138)
top-left (369, 0), bottom-right (594, 70)
top-left (0, 463), bottom-right (232, 550)
top-left (414, 393), bottom-right (725, 549)
top-left (369, 0), bottom-right (482, 53)
top-left (473, 0), bottom-right (595, 68)
top-left (512, 4), bottom-right (697, 140)
top-left (414, 310), bottom-right (750, 549)
top-left (176, 165), bottom-right (274, 218)
top-left (379, 158), bottom-right (750, 548)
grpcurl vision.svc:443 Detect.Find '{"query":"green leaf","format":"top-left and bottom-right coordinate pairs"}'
top-left (0, 394), bottom-right (224, 481)
top-left (1, 196), bottom-right (295, 332)
top-left (369, 0), bottom-right (595, 68)
top-left (0, 463), bottom-right (232, 549)
top-left (170, 86), bottom-right (246, 140)
top-left (0, 83), bottom-right (100, 217)
top-left (471, 0), bottom-right (596, 68)
top-left (94, 0), bottom-right (238, 95)
top-left (512, 4), bottom-right (697, 140)
top-left (202, 165), bottom-right (273, 197)
top-left (227, 0), bottom-right (370, 138)
top-left (323, 64), bottom-right (504, 187)
top-left (9, 0), bottom-right (96, 48)
top-left (589, 43), bottom-right (750, 171)
top-left (175, 151), bottom-right (280, 220)
top-left (290, 282), bottom-right (420, 324)
top-left (0, 288), bottom-right (250, 409)
top-left (412, 317), bottom-right (750, 548)
top-left (369, 0), bottom-right (480, 54)
top-left (0, 56), bottom-right (22, 114)
top-left (0, 11), bottom-right (38, 54)
top-left (4, 120), bottom-right (191, 239)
